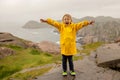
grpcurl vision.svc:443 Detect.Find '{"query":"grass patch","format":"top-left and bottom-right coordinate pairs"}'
top-left (74, 42), bottom-right (104, 60)
top-left (74, 55), bottom-right (84, 60)
top-left (0, 44), bottom-right (23, 51)
top-left (29, 49), bottom-right (41, 55)
top-left (6, 67), bottom-right (52, 80)
top-left (79, 42), bottom-right (104, 55)
top-left (7, 45), bottom-right (23, 50)
top-left (0, 45), bottom-right (61, 80)
top-left (44, 53), bottom-right (52, 57)
top-left (0, 65), bottom-right (21, 79)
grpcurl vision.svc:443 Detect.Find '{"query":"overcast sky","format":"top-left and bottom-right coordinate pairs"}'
top-left (0, 0), bottom-right (120, 26)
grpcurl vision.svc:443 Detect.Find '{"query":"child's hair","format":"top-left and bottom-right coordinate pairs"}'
top-left (62, 14), bottom-right (72, 22)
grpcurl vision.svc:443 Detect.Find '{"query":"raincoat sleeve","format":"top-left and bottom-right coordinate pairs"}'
top-left (74, 20), bottom-right (90, 31)
top-left (47, 18), bottom-right (61, 30)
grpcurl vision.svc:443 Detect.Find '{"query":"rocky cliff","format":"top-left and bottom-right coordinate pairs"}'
top-left (0, 32), bottom-right (28, 48)
top-left (77, 16), bottom-right (120, 44)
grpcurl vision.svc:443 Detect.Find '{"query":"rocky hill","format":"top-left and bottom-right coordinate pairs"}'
top-left (0, 32), bottom-right (29, 59)
top-left (0, 32), bottom-right (60, 59)
top-left (77, 16), bottom-right (120, 44)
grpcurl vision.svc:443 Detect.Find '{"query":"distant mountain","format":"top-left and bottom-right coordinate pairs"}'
top-left (22, 18), bottom-right (81, 29)
top-left (22, 20), bottom-right (51, 29)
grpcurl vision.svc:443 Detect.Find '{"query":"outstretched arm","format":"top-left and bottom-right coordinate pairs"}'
top-left (40, 18), bottom-right (61, 30)
top-left (74, 20), bottom-right (95, 31)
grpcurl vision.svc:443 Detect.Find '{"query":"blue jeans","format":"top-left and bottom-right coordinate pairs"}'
top-left (62, 55), bottom-right (74, 72)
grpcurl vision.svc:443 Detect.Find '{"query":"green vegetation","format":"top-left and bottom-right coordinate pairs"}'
top-left (0, 44), bottom-right (23, 51)
top-left (6, 67), bottom-right (52, 80)
top-left (79, 42), bottom-right (104, 55)
top-left (74, 42), bottom-right (104, 60)
top-left (74, 55), bottom-right (84, 60)
top-left (0, 42), bottom-right (104, 80)
top-left (6, 45), bottom-right (24, 51)
top-left (0, 44), bottom-right (61, 80)
top-left (29, 49), bottom-right (41, 55)
top-left (0, 65), bottom-right (21, 79)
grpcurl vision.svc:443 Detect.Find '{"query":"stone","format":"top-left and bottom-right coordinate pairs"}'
top-left (114, 37), bottom-right (120, 43)
top-left (0, 47), bottom-right (15, 59)
top-left (96, 43), bottom-right (120, 68)
top-left (0, 32), bottom-right (28, 48)
top-left (80, 35), bottom-right (98, 44)
top-left (37, 41), bottom-right (60, 54)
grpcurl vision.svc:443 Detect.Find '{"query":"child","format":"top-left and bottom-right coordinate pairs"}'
top-left (40, 14), bottom-right (94, 76)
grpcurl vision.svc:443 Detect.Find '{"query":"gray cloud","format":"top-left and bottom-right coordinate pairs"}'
top-left (0, 0), bottom-right (120, 26)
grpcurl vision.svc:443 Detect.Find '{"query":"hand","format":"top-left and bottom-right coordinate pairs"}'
top-left (40, 19), bottom-right (47, 23)
top-left (89, 21), bottom-right (95, 25)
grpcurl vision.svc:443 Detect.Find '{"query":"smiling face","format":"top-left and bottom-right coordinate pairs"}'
top-left (62, 14), bottom-right (72, 25)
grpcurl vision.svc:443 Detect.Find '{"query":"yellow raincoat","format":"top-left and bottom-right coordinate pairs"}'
top-left (47, 18), bottom-right (90, 56)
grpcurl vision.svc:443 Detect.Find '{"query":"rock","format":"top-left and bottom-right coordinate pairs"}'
top-left (117, 63), bottom-right (120, 67)
top-left (37, 41), bottom-right (60, 54)
top-left (0, 47), bottom-right (15, 59)
top-left (89, 51), bottom-right (97, 62)
top-left (114, 37), bottom-right (120, 43)
top-left (24, 41), bottom-right (60, 54)
top-left (82, 35), bottom-right (94, 44)
top-left (80, 35), bottom-right (98, 44)
top-left (27, 42), bottom-right (39, 49)
top-left (96, 43), bottom-right (120, 68)
top-left (0, 32), bottom-right (28, 48)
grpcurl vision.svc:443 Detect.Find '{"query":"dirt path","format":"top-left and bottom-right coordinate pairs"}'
top-left (19, 64), bottom-right (54, 73)
top-left (33, 56), bottom-right (120, 80)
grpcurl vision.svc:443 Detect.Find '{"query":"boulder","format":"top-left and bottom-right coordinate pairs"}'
top-left (96, 43), bottom-right (120, 68)
top-left (114, 37), bottom-right (120, 43)
top-left (0, 32), bottom-right (28, 48)
top-left (81, 35), bottom-right (98, 44)
top-left (27, 42), bottom-right (39, 49)
top-left (0, 47), bottom-right (15, 59)
top-left (37, 41), bottom-right (60, 54)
